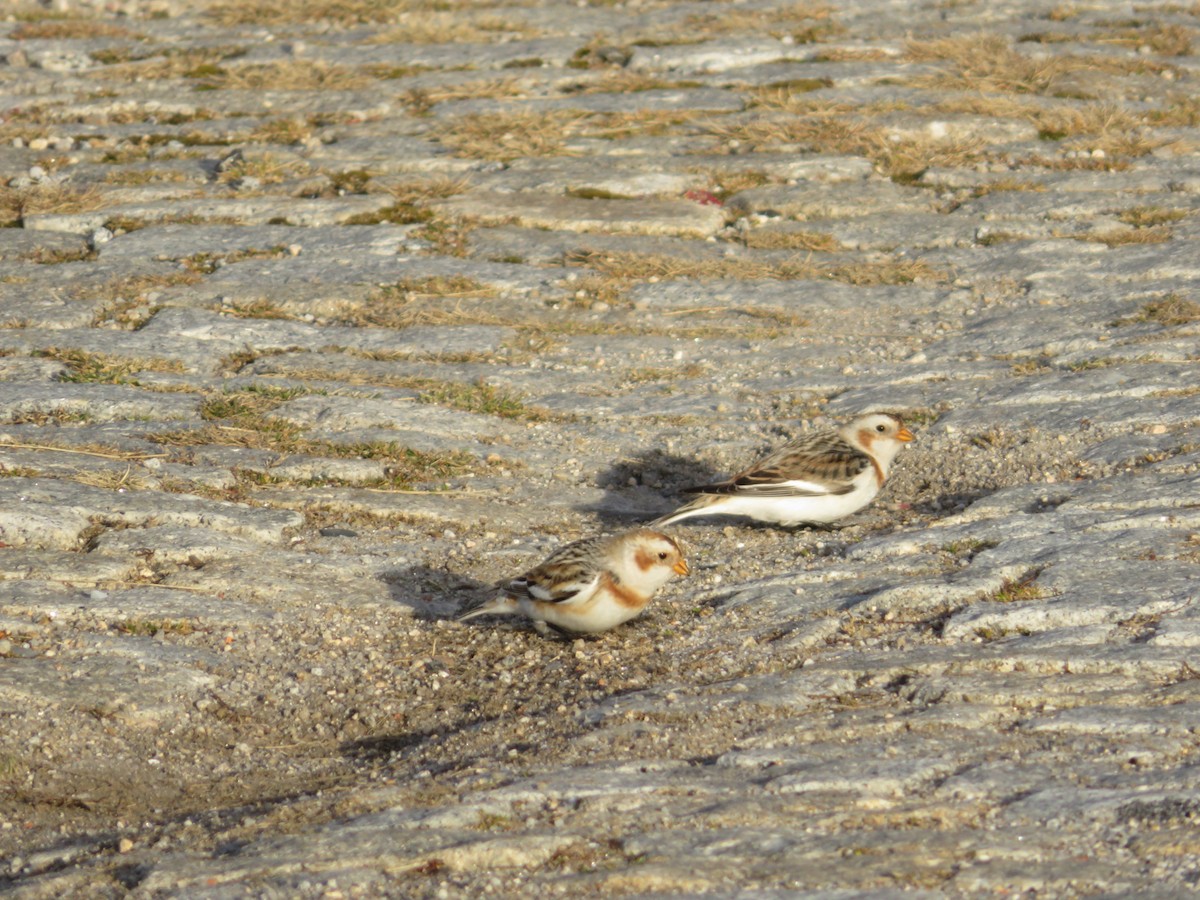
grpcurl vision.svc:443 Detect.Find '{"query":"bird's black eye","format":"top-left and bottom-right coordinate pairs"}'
top-left (876, 423), bottom-right (886, 432)
top-left (658, 551), bottom-right (669, 560)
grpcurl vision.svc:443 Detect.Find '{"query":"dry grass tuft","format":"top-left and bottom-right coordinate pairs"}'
top-left (907, 33), bottom-right (1175, 97)
top-left (705, 104), bottom-right (984, 180)
top-left (215, 152), bottom-right (312, 186)
top-left (1121, 294), bottom-right (1200, 327)
top-left (208, 0), bottom-right (536, 40)
top-left (0, 184), bottom-right (106, 227)
top-left (200, 386), bottom-right (307, 425)
top-left (1116, 206), bottom-right (1189, 228)
top-left (10, 18), bottom-right (137, 40)
top-left (933, 93), bottom-right (1054, 122)
top-left (698, 168), bottom-right (774, 197)
top-left (988, 572), bottom-right (1048, 603)
top-left (964, 178), bottom-right (1048, 200)
top-left (246, 118), bottom-right (315, 145)
top-left (373, 12), bottom-right (539, 44)
top-left (103, 169), bottom-right (194, 187)
top-left (431, 111), bottom-right (578, 161)
top-left (198, 62), bottom-right (373, 92)
top-left (682, 2), bottom-right (841, 43)
top-left (205, 0), bottom-right (521, 27)
top-left (6, 408), bottom-right (93, 426)
top-left (159, 385), bottom-right (484, 482)
top-left (78, 273), bottom-right (202, 329)
top-left (906, 34), bottom-right (1077, 94)
top-left (38, 348), bottom-right (184, 384)
top-left (409, 215), bottom-right (473, 257)
top-left (94, 48), bottom-right (250, 83)
top-left (86, 273), bottom-right (203, 302)
top-left (556, 71), bottom-right (705, 96)
top-left (581, 110), bottom-right (700, 141)
top-left (743, 230), bottom-right (841, 251)
top-left (419, 380), bottom-right (549, 421)
top-left (389, 178), bottom-right (469, 206)
top-left (160, 388), bottom-right (311, 456)
top-left (1148, 95), bottom-right (1200, 127)
top-left (1039, 103), bottom-right (1161, 157)
top-left (402, 77), bottom-right (528, 114)
top-left (1077, 226), bottom-right (1173, 247)
top-left (70, 466), bottom-right (151, 491)
top-left (346, 277), bottom-right (501, 328)
top-left (1013, 153), bottom-right (1133, 172)
top-left (812, 47), bottom-right (894, 62)
top-left (567, 249), bottom-right (946, 287)
top-left (222, 299), bottom-right (295, 320)
top-left (157, 428), bottom-right (479, 487)
top-left (558, 273), bottom-right (628, 310)
top-left (23, 246), bottom-right (96, 265)
top-left (180, 245), bottom-right (290, 275)
top-left (931, 94), bottom-right (1160, 158)
top-left (1096, 23), bottom-right (1194, 56)
top-left (877, 137), bottom-right (985, 183)
top-left (341, 178), bottom-right (467, 228)
top-left (431, 109), bottom-right (698, 160)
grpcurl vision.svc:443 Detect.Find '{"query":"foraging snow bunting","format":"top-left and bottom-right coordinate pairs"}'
top-left (458, 528), bottom-right (689, 635)
top-left (652, 413), bottom-right (914, 529)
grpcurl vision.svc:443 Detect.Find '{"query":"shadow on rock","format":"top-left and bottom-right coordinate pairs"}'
top-left (585, 449), bottom-right (725, 527)
top-left (379, 564), bottom-right (492, 621)
top-left (341, 711), bottom-right (490, 765)
top-left (905, 488), bottom-right (995, 519)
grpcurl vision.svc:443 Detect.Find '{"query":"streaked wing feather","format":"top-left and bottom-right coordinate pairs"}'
top-left (688, 432), bottom-right (871, 496)
top-left (506, 535), bottom-right (608, 604)
top-left (523, 568), bottom-right (600, 603)
top-left (709, 477), bottom-right (850, 498)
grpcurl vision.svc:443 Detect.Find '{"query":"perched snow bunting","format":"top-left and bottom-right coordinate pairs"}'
top-left (653, 413), bottom-right (914, 529)
top-left (458, 528), bottom-right (689, 635)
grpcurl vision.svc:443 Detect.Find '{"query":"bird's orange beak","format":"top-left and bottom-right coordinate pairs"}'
top-left (897, 426), bottom-right (915, 442)
top-left (673, 559), bottom-right (690, 576)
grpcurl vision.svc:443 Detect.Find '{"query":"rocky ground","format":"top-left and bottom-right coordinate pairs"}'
top-left (2, 0), bottom-right (1200, 896)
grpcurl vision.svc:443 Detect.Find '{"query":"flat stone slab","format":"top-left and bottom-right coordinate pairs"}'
top-left (0, 382), bottom-right (199, 423)
top-left (24, 195), bottom-right (398, 234)
top-left (0, 478), bottom-right (303, 549)
top-left (433, 192), bottom-right (726, 238)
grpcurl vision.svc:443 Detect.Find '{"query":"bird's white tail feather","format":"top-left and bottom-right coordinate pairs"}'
top-left (649, 497), bottom-right (715, 528)
top-left (457, 595), bottom-right (517, 622)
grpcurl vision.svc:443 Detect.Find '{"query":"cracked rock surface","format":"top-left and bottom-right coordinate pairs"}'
top-left (2, 0), bottom-right (1200, 896)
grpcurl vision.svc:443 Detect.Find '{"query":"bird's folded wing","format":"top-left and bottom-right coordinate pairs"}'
top-left (509, 562), bottom-right (601, 605)
top-left (716, 476), bottom-right (851, 497)
top-left (688, 435), bottom-right (872, 496)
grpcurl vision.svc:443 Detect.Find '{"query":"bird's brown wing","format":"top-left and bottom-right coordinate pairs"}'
top-left (504, 536), bottom-right (607, 604)
top-left (686, 432), bottom-right (871, 497)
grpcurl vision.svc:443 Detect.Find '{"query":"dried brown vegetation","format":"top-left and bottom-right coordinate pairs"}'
top-left (0, 184), bottom-right (106, 227)
top-left (566, 249), bottom-right (946, 287)
top-left (205, 0), bottom-right (526, 27)
top-left (906, 33), bottom-right (1174, 96)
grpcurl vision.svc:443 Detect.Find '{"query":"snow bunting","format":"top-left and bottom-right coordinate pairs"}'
top-left (458, 528), bottom-right (689, 635)
top-left (652, 413), bottom-right (914, 528)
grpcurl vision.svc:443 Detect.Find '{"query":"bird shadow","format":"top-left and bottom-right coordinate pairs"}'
top-left (905, 487), bottom-right (997, 519)
top-left (379, 563), bottom-right (616, 638)
top-left (378, 563), bottom-right (491, 621)
top-left (341, 715), bottom-right (484, 763)
top-left (584, 449), bottom-right (726, 527)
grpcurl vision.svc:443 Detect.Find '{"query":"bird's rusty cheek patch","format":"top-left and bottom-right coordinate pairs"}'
top-left (600, 571), bottom-right (646, 609)
top-left (634, 548), bottom-right (655, 573)
top-left (857, 428), bottom-right (875, 452)
top-left (858, 429), bottom-right (886, 486)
